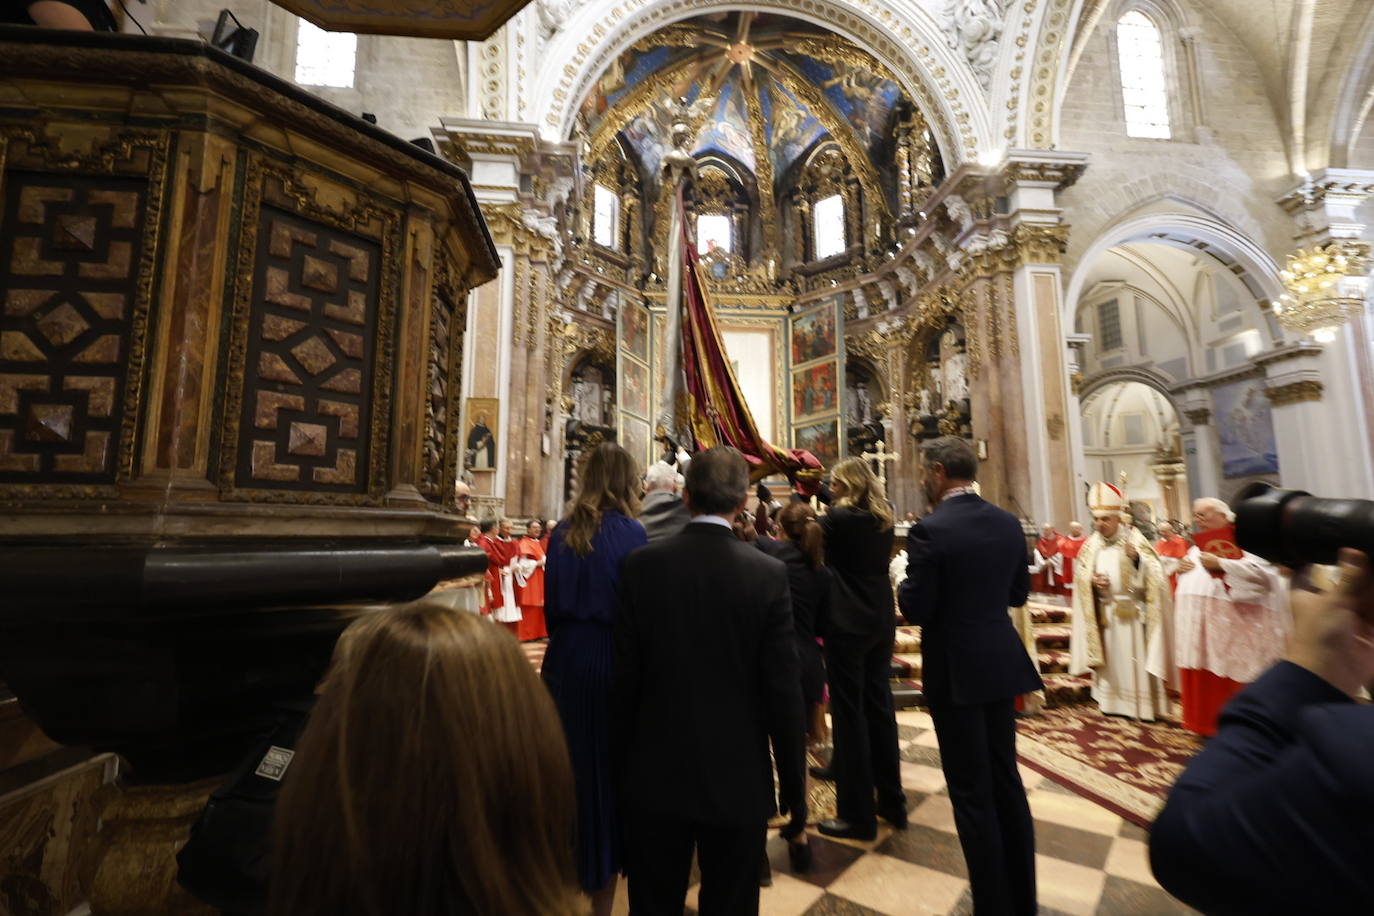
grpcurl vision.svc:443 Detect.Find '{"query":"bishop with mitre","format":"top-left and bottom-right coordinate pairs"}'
top-left (1069, 483), bottom-right (1168, 720)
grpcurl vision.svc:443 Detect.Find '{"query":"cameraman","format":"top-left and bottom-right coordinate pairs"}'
top-left (1149, 549), bottom-right (1374, 915)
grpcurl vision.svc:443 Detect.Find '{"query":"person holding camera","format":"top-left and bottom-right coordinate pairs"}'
top-left (1171, 497), bottom-right (1289, 735)
top-left (1150, 548), bottom-right (1374, 915)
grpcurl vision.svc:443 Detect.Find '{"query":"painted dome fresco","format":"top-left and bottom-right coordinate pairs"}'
top-left (575, 11), bottom-right (943, 199)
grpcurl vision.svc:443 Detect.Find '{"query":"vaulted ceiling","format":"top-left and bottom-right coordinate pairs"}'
top-left (576, 12), bottom-right (927, 191)
top-left (1069, 0), bottom-right (1374, 171)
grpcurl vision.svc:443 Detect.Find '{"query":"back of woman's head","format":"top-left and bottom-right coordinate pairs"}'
top-left (267, 601), bottom-right (583, 916)
top-left (831, 457), bottom-right (894, 531)
top-left (778, 501), bottom-right (824, 568)
top-left (564, 442), bottom-right (641, 556)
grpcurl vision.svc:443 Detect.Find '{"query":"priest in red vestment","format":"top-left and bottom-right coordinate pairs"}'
top-left (477, 518), bottom-right (518, 622)
top-left (1059, 521), bottom-right (1086, 599)
top-left (1154, 520), bottom-right (1191, 594)
top-left (514, 519), bottom-right (548, 641)
top-left (1172, 497), bottom-right (1290, 735)
top-left (1029, 523), bottom-right (1066, 595)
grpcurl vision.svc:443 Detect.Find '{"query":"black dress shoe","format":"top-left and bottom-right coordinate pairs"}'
top-left (877, 805), bottom-right (909, 830)
top-left (759, 853), bottom-right (772, 887)
top-left (809, 764), bottom-right (834, 781)
top-left (817, 818), bottom-right (877, 841)
top-left (787, 840), bottom-right (813, 873)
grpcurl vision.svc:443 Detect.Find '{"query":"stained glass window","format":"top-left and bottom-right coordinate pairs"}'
top-left (696, 213), bottom-right (732, 254)
top-left (593, 184), bottom-right (619, 249)
top-left (813, 194), bottom-right (845, 260)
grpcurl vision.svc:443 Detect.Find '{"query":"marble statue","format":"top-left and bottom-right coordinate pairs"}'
top-left (941, 0), bottom-right (1011, 91)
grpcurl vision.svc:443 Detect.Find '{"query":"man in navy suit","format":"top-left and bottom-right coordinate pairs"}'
top-left (1149, 548), bottom-right (1374, 914)
top-left (898, 436), bottom-right (1042, 916)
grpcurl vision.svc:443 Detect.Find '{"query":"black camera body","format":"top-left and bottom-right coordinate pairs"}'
top-left (1235, 485), bottom-right (1374, 567)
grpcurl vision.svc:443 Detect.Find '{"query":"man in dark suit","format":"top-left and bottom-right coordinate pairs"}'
top-left (1149, 548), bottom-right (1374, 915)
top-left (897, 436), bottom-right (1042, 916)
top-left (613, 446), bottom-right (806, 915)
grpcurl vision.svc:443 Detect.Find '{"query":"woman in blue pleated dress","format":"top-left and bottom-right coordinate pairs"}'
top-left (542, 442), bottom-right (646, 916)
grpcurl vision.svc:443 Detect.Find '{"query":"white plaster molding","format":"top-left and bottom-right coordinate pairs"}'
top-left (528, 0), bottom-right (995, 166)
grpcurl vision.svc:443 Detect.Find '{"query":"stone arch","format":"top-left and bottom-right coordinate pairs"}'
top-left (1063, 208), bottom-right (1285, 336)
top-left (1078, 364), bottom-right (1178, 409)
top-left (530, 0), bottom-right (994, 168)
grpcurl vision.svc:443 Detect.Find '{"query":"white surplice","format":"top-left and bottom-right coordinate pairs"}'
top-left (1089, 542), bottom-right (1161, 720)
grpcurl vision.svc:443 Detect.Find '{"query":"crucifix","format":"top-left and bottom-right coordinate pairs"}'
top-left (861, 439), bottom-right (900, 486)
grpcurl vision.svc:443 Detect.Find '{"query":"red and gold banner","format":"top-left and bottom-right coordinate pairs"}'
top-left (672, 194), bottom-right (820, 482)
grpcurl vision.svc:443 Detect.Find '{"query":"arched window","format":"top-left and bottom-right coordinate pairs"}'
top-left (1116, 11), bottom-right (1170, 139)
top-left (695, 213), bottom-right (732, 254)
top-left (592, 184), bottom-right (619, 249)
top-left (813, 194), bottom-right (846, 259)
top-left (295, 19), bottom-right (357, 88)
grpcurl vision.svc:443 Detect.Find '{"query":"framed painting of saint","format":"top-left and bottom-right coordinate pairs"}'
top-left (620, 414), bottom-right (651, 469)
top-left (620, 358), bottom-right (650, 419)
top-left (464, 397), bottom-right (499, 471)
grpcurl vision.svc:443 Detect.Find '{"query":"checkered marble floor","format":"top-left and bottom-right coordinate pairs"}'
top-left (608, 708), bottom-right (1197, 916)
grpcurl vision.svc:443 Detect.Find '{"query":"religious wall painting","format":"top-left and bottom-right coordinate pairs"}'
top-left (464, 396), bottom-right (499, 471)
top-left (789, 298), bottom-right (838, 366)
top-left (578, 45), bottom-right (685, 134)
top-left (779, 54), bottom-right (901, 150)
top-left (570, 362), bottom-right (614, 429)
top-left (1213, 378), bottom-right (1279, 478)
top-left (620, 358), bottom-right (650, 420)
top-left (792, 362), bottom-right (839, 420)
top-left (620, 299), bottom-right (650, 363)
top-left (619, 414), bottom-right (652, 470)
top-left (794, 418), bottom-right (840, 468)
top-left (692, 81), bottom-right (756, 173)
top-left (761, 79), bottom-right (826, 179)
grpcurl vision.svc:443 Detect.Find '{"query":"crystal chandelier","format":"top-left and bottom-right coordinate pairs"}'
top-left (1274, 240), bottom-right (1370, 343)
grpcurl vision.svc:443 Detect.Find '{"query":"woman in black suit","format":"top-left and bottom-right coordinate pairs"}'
top-left (817, 457), bottom-right (904, 840)
top-left (755, 501), bottom-right (832, 870)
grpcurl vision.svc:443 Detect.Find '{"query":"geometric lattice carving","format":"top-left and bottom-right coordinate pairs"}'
top-left (0, 174), bottom-right (146, 483)
top-left (236, 206), bottom-right (379, 492)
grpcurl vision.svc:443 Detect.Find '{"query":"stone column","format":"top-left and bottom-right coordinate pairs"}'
top-left (1003, 152), bottom-right (1089, 528)
top-left (1177, 396), bottom-right (1221, 504)
top-left (1260, 344), bottom-right (1374, 496)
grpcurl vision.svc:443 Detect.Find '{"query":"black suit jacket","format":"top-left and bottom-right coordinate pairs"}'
top-left (1149, 661), bottom-right (1374, 915)
top-left (897, 493), bottom-right (1041, 706)
top-left (821, 506), bottom-right (896, 636)
top-left (612, 523), bottom-right (806, 825)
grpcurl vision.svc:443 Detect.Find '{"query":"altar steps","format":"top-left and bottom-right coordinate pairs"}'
top-left (887, 593), bottom-right (1092, 710)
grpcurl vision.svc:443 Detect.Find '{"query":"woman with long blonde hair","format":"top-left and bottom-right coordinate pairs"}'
top-left (267, 600), bottom-right (584, 916)
top-left (815, 457), bottom-right (904, 841)
top-left (542, 442), bottom-right (647, 916)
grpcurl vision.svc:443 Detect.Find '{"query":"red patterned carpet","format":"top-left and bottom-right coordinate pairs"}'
top-left (1016, 704), bottom-right (1203, 828)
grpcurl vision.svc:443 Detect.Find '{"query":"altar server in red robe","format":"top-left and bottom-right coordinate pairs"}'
top-left (1172, 498), bottom-right (1289, 736)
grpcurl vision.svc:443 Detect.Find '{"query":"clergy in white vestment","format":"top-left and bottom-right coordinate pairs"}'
top-left (1070, 482), bottom-right (1167, 720)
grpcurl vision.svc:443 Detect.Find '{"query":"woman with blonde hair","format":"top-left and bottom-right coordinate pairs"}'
top-left (815, 457), bottom-right (904, 841)
top-left (267, 600), bottom-right (584, 916)
top-left (542, 442), bottom-right (647, 916)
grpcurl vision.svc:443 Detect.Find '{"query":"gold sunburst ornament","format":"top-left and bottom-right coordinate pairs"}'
top-left (1274, 240), bottom-right (1370, 344)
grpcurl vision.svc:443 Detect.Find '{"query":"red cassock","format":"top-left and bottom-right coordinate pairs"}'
top-left (1031, 534), bottom-right (1066, 595)
top-left (515, 536), bottom-right (547, 641)
top-left (476, 534), bottom-right (516, 615)
top-left (1155, 535), bottom-right (1190, 594)
top-left (1058, 536), bottom-right (1086, 594)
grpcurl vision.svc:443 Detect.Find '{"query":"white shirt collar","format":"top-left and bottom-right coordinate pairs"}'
top-left (690, 514), bottom-right (733, 529)
top-left (941, 485), bottom-right (979, 503)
